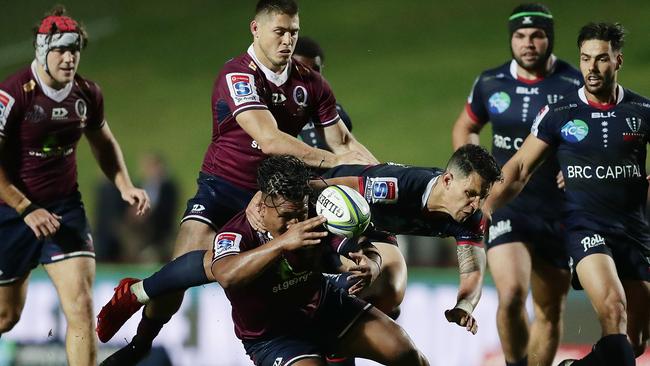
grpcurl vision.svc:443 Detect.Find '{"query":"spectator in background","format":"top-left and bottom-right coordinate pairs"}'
top-left (93, 178), bottom-right (127, 262)
top-left (122, 152), bottom-right (179, 263)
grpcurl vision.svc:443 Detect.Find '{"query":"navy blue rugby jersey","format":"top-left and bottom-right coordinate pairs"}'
top-left (467, 58), bottom-right (582, 215)
top-left (533, 86), bottom-right (650, 236)
top-left (340, 164), bottom-right (485, 245)
top-left (299, 103), bottom-right (352, 149)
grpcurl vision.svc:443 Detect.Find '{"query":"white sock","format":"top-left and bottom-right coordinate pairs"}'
top-left (130, 281), bottom-right (150, 304)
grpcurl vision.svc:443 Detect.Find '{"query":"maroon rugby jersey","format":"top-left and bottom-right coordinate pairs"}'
top-left (202, 45), bottom-right (340, 190)
top-left (0, 61), bottom-right (104, 205)
top-left (212, 211), bottom-right (326, 339)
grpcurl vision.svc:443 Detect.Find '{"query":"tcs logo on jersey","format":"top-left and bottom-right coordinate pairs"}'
top-left (561, 119), bottom-right (589, 143)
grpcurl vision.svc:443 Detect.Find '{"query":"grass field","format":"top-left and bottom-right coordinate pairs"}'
top-left (2, 0), bottom-right (650, 220)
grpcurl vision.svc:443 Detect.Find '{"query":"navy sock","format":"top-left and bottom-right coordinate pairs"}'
top-left (142, 250), bottom-right (210, 298)
top-left (133, 312), bottom-right (167, 346)
top-left (572, 334), bottom-right (635, 366)
top-left (506, 355), bottom-right (527, 366)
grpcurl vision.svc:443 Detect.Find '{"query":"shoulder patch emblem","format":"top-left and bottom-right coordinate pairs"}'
top-left (226, 73), bottom-right (260, 106)
top-left (364, 177), bottom-right (398, 204)
top-left (0, 89), bottom-right (16, 130)
top-left (213, 232), bottom-right (243, 260)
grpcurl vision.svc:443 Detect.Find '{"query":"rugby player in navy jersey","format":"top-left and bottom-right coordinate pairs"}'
top-left (294, 37), bottom-right (353, 150)
top-left (484, 23), bottom-right (650, 366)
top-left (96, 0), bottom-right (377, 358)
top-left (0, 6), bottom-right (150, 365)
top-left (451, 4), bottom-right (582, 366)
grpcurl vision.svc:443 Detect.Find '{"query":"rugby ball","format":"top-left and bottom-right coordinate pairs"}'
top-left (315, 185), bottom-right (371, 238)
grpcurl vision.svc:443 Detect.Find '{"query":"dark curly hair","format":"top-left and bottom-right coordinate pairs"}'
top-left (448, 144), bottom-right (502, 184)
top-left (577, 22), bottom-right (625, 52)
top-left (257, 155), bottom-right (312, 205)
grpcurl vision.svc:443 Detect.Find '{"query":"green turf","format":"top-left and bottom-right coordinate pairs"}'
top-left (2, 1), bottom-right (650, 222)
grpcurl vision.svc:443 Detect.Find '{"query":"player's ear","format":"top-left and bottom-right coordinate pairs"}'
top-left (250, 20), bottom-right (259, 38)
top-left (615, 52), bottom-right (623, 70)
top-left (442, 171), bottom-right (454, 188)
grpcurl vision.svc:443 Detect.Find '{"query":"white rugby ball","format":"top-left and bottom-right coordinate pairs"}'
top-left (315, 185), bottom-right (371, 238)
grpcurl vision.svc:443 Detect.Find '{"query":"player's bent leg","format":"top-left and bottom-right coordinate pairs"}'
top-left (0, 274), bottom-right (30, 334)
top-left (622, 280), bottom-right (650, 357)
top-left (144, 220), bottom-right (216, 321)
top-left (358, 242), bottom-right (407, 316)
top-left (45, 257), bottom-right (96, 366)
top-left (337, 307), bottom-right (428, 366)
top-left (529, 256), bottom-right (570, 366)
top-left (487, 242), bottom-right (532, 364)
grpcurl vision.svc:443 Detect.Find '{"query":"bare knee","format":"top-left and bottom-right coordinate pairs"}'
top-left (391, 347), bottom-right (428, 366)
top-left (173, 221), bottom-right (216, 257)
top-left (498, 284), bottom-right (528, 313)
top-left (533, 296), bottom-right (565, 325)
top-left (0, 308), bottom-right (21, 333)
top-left (64, 292), bottom-right (94, 328)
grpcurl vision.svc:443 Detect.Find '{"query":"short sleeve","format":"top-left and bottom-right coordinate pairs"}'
top-left (466, 76), bottom-right (489, 125)
top-left (311, 75), bottom-right (339, 128)
top-left (531, 104), bottom-right (558, 146)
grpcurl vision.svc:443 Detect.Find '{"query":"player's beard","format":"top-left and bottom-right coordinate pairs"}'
top-left (585, 72), bottom-right (616, 98)
top-left (513, 51), bottom-right (549, 74)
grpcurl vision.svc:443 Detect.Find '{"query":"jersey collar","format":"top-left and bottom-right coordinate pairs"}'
top-left (422, 175), bottom-right (439, 209)
top-left (247, 44), bottom-right (291, 87)
top-left (30, 60), bottom-right (73, 103)
top-left (578, 85), bottom-right (624, 109)
top-left (509, 54), bottom-right (557, 83)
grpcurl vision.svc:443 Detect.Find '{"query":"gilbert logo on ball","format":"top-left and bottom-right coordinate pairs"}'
top-left (316, 185), bottom-right (371, 238)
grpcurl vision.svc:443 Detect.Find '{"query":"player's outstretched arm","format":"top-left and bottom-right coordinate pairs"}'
top-left (0, 137), bottom-right (61, 239)
top-left (85, 122), bottom-right (150, 215)
top-left (321, 120), bottom-right (379, 164)
top-left (483, 134), bottom-right (550, 216)
top-left (212, 216), bottom-right (328, 289)
top-left (444, 242), bottom-right (485, 335)
top-left (451, 107), bottom-right (483, 150)
top-left (237, 110), bottom-right (375, 169)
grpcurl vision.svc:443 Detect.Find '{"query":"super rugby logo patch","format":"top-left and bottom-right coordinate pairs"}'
top-left (364, 177), bottom-right (398, 204)
top-left (226, 73), bottom-right (260, 106)
top-left (212, 232), bottom-right (242, 260)
top-left (0, 89), bottom-right (16, 132)
top-left (561, 119), bottom-right (589, 143)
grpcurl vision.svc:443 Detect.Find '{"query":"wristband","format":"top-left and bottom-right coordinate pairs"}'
top-left (454, 299), bottom-right (474, 315)
top-left (19, 203), bottom-right (40, 218)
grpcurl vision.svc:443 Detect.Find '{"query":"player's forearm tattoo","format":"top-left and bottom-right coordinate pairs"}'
top-left (456, 245), bottom-right (481, 274)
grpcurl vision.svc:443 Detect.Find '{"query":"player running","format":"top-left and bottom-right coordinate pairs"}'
top-left (451, 4), bottom-right (582, 366)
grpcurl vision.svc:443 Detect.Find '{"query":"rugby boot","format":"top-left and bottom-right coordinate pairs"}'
top-left (96, 277), bottom-right (143, 342)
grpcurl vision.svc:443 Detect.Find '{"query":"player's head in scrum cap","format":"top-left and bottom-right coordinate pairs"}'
top-left (32, 5), bottom-right (88, 87)
top-left (251, 0), bottom-right (300, 72)
top-left (441, 144), bottom-right (502, 222)
top-left (256, 155), bottom-right (312, 236)
top-left (508, 3), bottom-right (554, 72)
top-left (577, 22), bottom-right (625, 98)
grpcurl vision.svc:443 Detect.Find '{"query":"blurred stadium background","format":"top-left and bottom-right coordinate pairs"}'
top-left (1, 1), bottom-right (650, 365)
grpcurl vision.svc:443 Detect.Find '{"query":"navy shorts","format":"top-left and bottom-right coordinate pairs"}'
top-left (566, 227), bottom-right (650, 284)
top-left (181, 172), bottom-right (256, 230)
top-left (487, 206), bottom-right (569, 269)
top-left (0, 192), bottom-right (94, 285)
top-left (242, 281), bottom-right (372, 366)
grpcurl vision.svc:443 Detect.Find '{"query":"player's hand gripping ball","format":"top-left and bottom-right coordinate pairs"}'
top-left (316, 185), bottom-right (371, 238)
